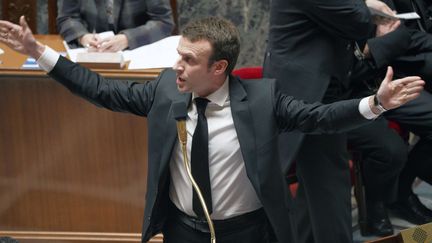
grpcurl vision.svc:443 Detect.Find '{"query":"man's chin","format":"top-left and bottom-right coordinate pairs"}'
top-left (176, 85), bottom-right (191, 94)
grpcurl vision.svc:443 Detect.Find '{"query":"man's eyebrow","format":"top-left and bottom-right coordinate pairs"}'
top-left (177, 49), bottom-right (196, 59)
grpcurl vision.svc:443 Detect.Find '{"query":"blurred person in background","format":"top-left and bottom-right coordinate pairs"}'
top-left (57, 0), bottom-right (174, 52)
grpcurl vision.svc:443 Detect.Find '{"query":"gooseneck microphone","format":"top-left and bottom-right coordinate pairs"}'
top-left (172, 102), bottom-right (188, 147)
top-left (172, 102), bottom-right (216, 243)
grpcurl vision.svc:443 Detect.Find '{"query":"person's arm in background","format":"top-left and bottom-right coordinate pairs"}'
top-left (114, 0), bottom-right (174, 50)
top-left (57, 0), bottom-right (174, 51)
top-left (291, 0), bottom-right (398, 41)
top-left (392, 0), bottom-right (432, 52)
top-left (56, 0), bottom-right (99, 48)
top-left (97, 0), bottom-right (175, 52)
top-left (352, 0), bottom-right (412, 84)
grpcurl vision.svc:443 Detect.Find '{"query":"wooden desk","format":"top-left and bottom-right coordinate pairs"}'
top-left (0, 35), bottom-right (162, 79)
top-left (0, 36), bottom-right (163, 242)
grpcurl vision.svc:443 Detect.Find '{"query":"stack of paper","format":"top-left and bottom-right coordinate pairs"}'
top-left (62, 34), bottom-right (180, 70)
top-left (124, 35), bottom-right (181, 70)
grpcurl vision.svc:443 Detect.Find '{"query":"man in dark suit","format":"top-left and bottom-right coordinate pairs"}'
top-left (387, 0), bottom-right (432, 92)
top-left (0, 16), bottom-right (424, 243)
top-left (349, 0), bottom-right (432, 234)
top-left (263, 0), bottom-right (399, 242)
top-left (57, 0), bottom-right (174, 51)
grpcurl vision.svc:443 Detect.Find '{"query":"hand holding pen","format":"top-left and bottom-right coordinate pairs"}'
top-left (79, 29), bottom-right (100, 51)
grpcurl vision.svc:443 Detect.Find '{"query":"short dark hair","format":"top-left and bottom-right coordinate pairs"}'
top-left (181, 17), bottom-right (240, 75)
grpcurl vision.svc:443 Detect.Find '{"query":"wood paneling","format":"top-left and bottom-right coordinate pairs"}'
top-left (0, 36), bottom-right (164, 242)
top-left (2, 0), bottom-right (58, 34)
top-left (2, 0), bottom-right (37, 31)
top-left (48, 0), bottom-right (58, 34)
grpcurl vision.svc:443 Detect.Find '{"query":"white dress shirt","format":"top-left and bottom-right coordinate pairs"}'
top-left (169, 78), bottom-right (263, 220)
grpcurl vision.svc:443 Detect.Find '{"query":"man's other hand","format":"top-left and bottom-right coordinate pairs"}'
top-left (0, 16), bottom-right (45, 59)
top-left (374, 66), bottom-right (424, 111)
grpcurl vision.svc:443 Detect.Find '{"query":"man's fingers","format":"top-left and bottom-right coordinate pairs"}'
top-left (0, 20), bottom-right (15, 29)
top-left (392, 76), bottom-right (423, 87)
top-left (382, 66), bottom-right (394, 85)
top-left (19, 16), bottom-right (29, 31)
top-left (406, 84), bottom-right (424, 94)
top-left (407, 80), bottom-right (426, 88)
top-left (0, 26), bottom-right (10, 32)
top-left (390, 20), bottom-right (401, 31)
top-left (403, 92), bottom-right (421, 103)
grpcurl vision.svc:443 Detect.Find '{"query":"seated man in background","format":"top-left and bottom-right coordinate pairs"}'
top-left (57, 0), bottom-right (174, 52)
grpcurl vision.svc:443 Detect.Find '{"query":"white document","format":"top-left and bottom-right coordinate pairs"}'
top-left (124, 35), bottom-right (181, 70)
top-left (396, 12), bottom-right (421, 20)
top-left (97, 31), bottom-right (115, 41)
top-left (0, 48), bottom-right (4, 55)
top-left (369, 8), bottom-right (421, 20)
top-left (63, 41), bottom-right (87, 62)
top-left (62, 31), bottom-right (116, 62)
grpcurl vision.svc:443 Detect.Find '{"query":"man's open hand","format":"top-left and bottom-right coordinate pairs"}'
top-left (375, 66), bottom-right (425, 111)
top-left (0, 16), bottom-right (45, 59)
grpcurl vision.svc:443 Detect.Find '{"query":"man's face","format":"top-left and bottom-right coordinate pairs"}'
top-left (173, 37), bottom-right (220, 97)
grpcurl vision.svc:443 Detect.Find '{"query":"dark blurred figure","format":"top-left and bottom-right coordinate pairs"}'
top-left (263, 0), bottom-right (397, 242)
top-left (57, 0), bottom-right (174, 52)
top-left (387, 0), bottom-right (432, 92)
top-left (349, 0), bottom-right (432, 235)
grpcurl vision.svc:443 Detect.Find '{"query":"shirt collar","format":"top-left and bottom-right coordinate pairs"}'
top-left (192, 77), bottom-right (229, 107)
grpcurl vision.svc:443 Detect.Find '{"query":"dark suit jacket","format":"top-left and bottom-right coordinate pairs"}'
top-left (351, 24), bottom-right (412, 94)
top-left (57, 0), bottom-right (174, 49)
top-left (263, 0), bottom-right (375, 171)
top-left (48, 56), bottom-right (369, 242)
top-left (391, 0), bottom-right (432, 57)
top-left (393, 0), bottom-right (432, 32)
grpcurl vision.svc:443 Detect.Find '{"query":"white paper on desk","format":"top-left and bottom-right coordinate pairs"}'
top-left (63, 41), bottom-right (87, 62)
top-left (98, 31), bottom-right (115, 41)
top-left (62, 31), bottom-right (115, 62)
top-left (124, 35), bottom-right (180, 69)
top-left (396, 12), bottom-right (421, 20)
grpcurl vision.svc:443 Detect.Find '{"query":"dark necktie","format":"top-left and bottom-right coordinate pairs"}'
top-left (191, 97), bottom-right (212, 217)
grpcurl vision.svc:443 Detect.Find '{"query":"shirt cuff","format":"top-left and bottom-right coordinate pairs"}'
top-left (36, 46), bottom-right (60, 72)
top-left (359, 96), bottom-right (380, 120)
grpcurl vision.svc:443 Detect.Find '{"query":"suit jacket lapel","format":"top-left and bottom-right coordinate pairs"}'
top-left (158, 92), bottom-right (192, 178)
top-left (229, 76), bottom-right (260, 191)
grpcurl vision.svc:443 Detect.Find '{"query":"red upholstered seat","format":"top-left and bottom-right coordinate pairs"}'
top-left (232, 66), bottom-right (263, 80)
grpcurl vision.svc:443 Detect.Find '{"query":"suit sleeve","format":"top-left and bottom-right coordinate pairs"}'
top-left (272, 82), bottom-right (370, 134)
top-left (367, 27), bottom-right (411, 68)
top-left (48, 56), bottom-right (161, 116)
top-left (351, 25), bottom-right (411, 83)
top-left (120, 0), bottom-right (174, 49)
top-left (292, 0), bottom-right (375, 40)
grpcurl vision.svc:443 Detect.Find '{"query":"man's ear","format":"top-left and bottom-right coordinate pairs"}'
top-left (212, 60), bottom-right (228, 75)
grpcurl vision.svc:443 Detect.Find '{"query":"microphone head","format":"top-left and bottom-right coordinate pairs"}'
top-left (172, 101), bottom-right (188, 121)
